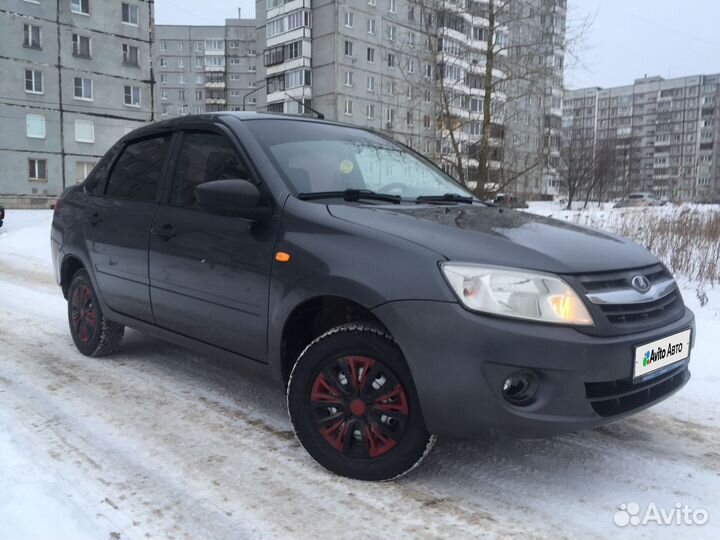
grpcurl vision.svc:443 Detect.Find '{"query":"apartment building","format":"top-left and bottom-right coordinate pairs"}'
top-left (564, 74), bottom-right (720, 202)
top-left (253, 0), bottom-right (566, 194)
top-left (0, 0), bottom-right (154, 206)
top-left (155, 12), bottom-right (258, 118)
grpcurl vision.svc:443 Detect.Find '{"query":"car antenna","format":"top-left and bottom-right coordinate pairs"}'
top-left (284, 93), bottom-right (325, 120)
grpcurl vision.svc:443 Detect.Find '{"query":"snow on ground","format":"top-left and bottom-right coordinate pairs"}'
top-left (0, 208), bottom-right (719, 540)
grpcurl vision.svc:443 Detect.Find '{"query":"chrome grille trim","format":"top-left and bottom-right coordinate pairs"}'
top-left (585, 277), bottom-right (677, 305)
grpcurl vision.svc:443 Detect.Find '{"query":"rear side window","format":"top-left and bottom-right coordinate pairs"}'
top-left (105, 135), bottom-right (172, 201)
top-left (169, 131), bottom-right (250, 208)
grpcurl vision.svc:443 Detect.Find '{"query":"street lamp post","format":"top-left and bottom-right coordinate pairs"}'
top-left (242, 83), bottom-right (266, 111)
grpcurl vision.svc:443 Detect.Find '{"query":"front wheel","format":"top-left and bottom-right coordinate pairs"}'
top-left (287, 324), bottom-right (436, 481)
top-left (67, 269), bottom-right (125, 356)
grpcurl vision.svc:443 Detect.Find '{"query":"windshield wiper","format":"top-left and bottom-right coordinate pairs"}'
top-left (415, 193), bottom-right (475, 204)
top-left (297, 189), bottom-right (402, 204)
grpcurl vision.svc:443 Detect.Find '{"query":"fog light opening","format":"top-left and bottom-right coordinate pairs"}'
top-left (502, 370), bottom-right (538, 406)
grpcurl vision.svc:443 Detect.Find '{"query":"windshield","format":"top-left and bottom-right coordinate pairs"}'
top-left (245, 119), bottom-right (471, 199)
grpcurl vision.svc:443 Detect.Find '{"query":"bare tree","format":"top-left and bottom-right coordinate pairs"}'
top-left (408, 0), bottom-right (591, 199)
top-left (558, 133), bottom-right (616, 210)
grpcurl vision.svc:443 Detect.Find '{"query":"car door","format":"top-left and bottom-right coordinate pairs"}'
top-left (148, 127), bottom-right (279, 361)
top-left (82, 134), bottom-right (173, 323)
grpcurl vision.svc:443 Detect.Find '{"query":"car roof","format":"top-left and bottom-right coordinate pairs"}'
top-left (121, 112), bottom-right (350, 141)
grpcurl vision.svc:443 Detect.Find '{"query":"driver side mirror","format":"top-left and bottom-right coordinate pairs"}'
top-left (195, 179), bottom-right (272, 220)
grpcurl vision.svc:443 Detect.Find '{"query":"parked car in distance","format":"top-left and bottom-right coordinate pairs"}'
top-left (614, 192), bottom-right (663, 208)
top-left (0, 205), bottom-right (4, 228)
top-left (51, 113), bottom-right (695, 481)
top-left (491, 193), bottom-right (529, 208)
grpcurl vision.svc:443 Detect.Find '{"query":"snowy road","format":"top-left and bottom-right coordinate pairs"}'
top-left (0, 210), bottom-right (719, 540)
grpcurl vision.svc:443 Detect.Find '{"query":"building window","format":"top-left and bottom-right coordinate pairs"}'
top-left (178, 89), bottom-right (185, 100)
top-left (178, 74), bottom-right (185, 84)
top-left (161, 104), bottom-right (168, 115)
top-left (23, 24), bottom-right (41, 49)
top-left (345, 11), bottom-right (354, 28)
top-left (178, 41), bottom-right (184, 52)
top-left (73, 77), bottom-right (93, 100)
top-left (367, 75), bottom-right (375, 92)
top-left (161, 89), bottom-right (168, 100)
top-left (406, 111), bottom-right (413, 126)
top-left (286, 40), bottom-right (301, 59)
top-left (72, 34), bottom-right (91, 57)
top-left (386, 108), bottom-right (395, 127)
top-left (229, 58), bottom-right (240, 65)
top-left (159, 57), bottom-right (167, 67)
top-left (368, 0), bottom-right (376, 5)
top-left (408, 59), bottom-right (415, 73)
top-left (387, 53), bottom-right (395, 68)
top-left (124, 85), bottom-right (141, 107)
top-left (205, 39), bottom-right (224, 51)
top-left (389, 0), bottom-right (396, 13)
top-left (28, 158), bottom-right (47, 181)
top-left (25, 69), bottom-right (43, 93)
top-left (160, 41), bottom-right (167, 51)
top-left (248, 65), bottom-right (256, 72)
top-left (122, 44), bottom-right (139, 66)
top-left (75, 161), bottom-right (96, 183)
top-left (160, 74), bottom-right (167, 84)
top-left (388, 25), bottom-right (396, 41)
top-left (344, 71), bottom-right (354, 87)
top-left (367, 104), bottom-right (375, 119)
top-left (264, 45), bottom-right (284, 66)
top-left (195, 56), bottom-right (203, 68)
top-left (423, 115), bottom-right (431, 128)
top-left (367, 18), bottom-right (376, 35)
top-left (205, 56), bottom-right (225, 67)
top-left (195, 90), bottom-right (203, 100)
top-left (195, 41), bottom-right (203, 52)
top-left (230, 73), bottom-right (240, 81)
top-left (71, 0), bottom-right (89, 15)
top-left (178, 57), bottom-right (184, 68)
top-left (344, 99), bottom-right (353, 116)
top-left (196, 74), bottom-right (204, 84)
top-left (75, 119), bottom-right (95, 143)
top-left (344, 40), bottom-right (353, 57)
top-left (367, 47), bottom-right (375, 63)
top-left (26, 114), bottom-right (46, 139)
top-left (121, 3), bottom-right (138, 25)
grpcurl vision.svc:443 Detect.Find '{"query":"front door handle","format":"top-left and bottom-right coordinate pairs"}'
top-left (152, 224), bottom-right (177, 241)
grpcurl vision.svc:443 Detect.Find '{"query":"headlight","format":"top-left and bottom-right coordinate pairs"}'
top-left (441, 263), bottom-right (594, 326)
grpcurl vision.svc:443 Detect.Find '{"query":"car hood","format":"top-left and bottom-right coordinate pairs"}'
top-left (328, 203), bottom-right (658, 273)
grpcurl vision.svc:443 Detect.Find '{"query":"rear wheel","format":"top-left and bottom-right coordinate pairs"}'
top-left (68, 270), bottom-right (124, 356)
top-left (287, 324), bottom-right (436, 481)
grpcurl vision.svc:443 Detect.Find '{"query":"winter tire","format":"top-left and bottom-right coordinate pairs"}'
top-left (288, 323), bottom-right (436, 481)
top-left (68, 269), bottom-right (125, 357)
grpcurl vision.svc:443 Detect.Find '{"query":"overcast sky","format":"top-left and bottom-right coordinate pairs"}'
top-left (155, 0), bottom-right (720, 90)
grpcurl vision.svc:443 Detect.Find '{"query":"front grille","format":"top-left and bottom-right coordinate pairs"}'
top-left (575, 264), bottom-right (685, 330)
top-left (585, 363), bottom-right (689, 417)
top-left (580, 264), bottom-right (669, 292)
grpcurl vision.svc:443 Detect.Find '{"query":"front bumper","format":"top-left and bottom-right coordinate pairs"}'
top-left (372, 300), bottom-right (695, 438)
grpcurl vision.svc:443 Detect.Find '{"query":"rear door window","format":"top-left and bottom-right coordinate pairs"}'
top-left (105, 135), bottom-right (172, 201)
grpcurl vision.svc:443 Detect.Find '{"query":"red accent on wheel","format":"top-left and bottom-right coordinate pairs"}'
top-left (350, 399), bottom-right (366, 416)
top-left (310, 355), bottom-right (410, 459)
top-left (71, 285), bottom-right (97, 343)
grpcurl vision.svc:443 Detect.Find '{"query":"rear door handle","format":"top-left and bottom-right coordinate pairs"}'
top-left (87, 212), bottom-right (102, 226)
top-left (152, 224), bottom-right (177, 241)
